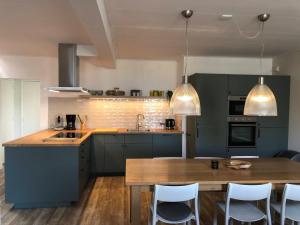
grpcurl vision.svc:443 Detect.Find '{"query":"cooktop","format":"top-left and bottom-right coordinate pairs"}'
top-left (43, 132), bottom-right (87, 142)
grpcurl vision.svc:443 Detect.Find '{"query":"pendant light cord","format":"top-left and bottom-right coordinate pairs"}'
top-left (259, 22), bottom-right (265, 76)
top-left (233, 17), bottom-right (263, 40)
top-left (184, 18), bottom-right (189, 83)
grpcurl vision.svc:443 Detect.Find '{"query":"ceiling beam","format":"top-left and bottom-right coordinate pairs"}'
top-left (69, 0), bottom-right (116, 68)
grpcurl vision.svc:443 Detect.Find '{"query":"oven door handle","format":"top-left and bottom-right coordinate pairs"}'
top-left (230, 124), bottom-right (257, 127)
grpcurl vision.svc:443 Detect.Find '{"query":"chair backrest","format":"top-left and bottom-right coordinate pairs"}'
top-left (291, 154), bottom-right (300, 163)
top-left (230, 156), bottom-right (260, 159)
top-left (194, 157), bottom-right (224, 160)
top-left (153, 157), bottom-right (184, 160)
top-left (227, 183), bottom-right (272, 201)
top-left (154, 183), bottom-right (199, 202)
top-left (282, 184), bottom-right (300, 202)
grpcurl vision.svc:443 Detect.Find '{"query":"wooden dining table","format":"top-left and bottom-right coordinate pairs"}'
top-left (125, 158), bottom-right (300, 225)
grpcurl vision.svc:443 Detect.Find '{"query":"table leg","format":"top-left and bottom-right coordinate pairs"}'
top-left (130, 186), bottom-right (141, 225)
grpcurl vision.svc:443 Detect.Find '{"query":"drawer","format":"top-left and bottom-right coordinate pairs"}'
top-left (125, 135), bottom-right (152, 144)
top-left (105, 135), bottom-right (124, 143)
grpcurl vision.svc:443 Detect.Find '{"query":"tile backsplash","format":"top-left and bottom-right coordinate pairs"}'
top-left (48, 97), bottom-right (173, 129)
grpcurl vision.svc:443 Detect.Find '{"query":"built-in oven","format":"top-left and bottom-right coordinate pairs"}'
top-left (228, 96), bottom-right (247, 116)
top-left (227, 117), bottom-right (257, 148)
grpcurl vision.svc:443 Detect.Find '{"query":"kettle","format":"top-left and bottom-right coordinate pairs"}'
top-left (165, 119), bottom-right (175, 130)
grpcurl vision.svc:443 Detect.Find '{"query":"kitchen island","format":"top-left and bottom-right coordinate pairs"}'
top-left (3, 128), bottom-right (182, 208)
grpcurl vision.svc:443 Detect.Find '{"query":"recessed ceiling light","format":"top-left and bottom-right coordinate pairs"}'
top-left (220, 14), bottom-right (233, 20)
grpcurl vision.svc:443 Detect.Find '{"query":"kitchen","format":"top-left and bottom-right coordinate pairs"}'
top-left (1, 1), bottom-right (300, 225)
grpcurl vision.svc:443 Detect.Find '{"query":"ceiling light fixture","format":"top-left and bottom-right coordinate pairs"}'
top-left (170, 10), bottom-right (201, 115)
top-left (244, 13), bottom-right (277, 116)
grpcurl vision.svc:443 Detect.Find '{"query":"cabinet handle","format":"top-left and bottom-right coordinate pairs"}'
top-left (196, 127), bottom-right (199, 138)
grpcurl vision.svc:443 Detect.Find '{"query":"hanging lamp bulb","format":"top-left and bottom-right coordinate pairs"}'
top-left (244, 13), bottom-right (277, 117)
top-left (244, 77), bottom-right (277, 116)
top-left (170, 10), bottom-right (201, 116)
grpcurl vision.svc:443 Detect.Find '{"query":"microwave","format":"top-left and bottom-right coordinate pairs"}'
top-left (228, 96), bottom-right (247, 116)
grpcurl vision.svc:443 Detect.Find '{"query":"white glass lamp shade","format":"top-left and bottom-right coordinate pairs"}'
top-left (170, 83), bottom-right (201, 115)
top-left (244, 77), bottom-right (277, 116)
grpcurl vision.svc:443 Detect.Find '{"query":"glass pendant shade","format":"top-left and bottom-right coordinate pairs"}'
top-left (170, 83), bottom-right (201, 115)
top-left (244, 77), bottom-right (277, 116)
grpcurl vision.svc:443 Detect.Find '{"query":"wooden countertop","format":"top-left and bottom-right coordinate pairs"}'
top-left (2, 128), bottom-right (183, 147)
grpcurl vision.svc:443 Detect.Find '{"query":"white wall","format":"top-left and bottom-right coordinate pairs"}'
top-left (0, 55), bottom-right (57, 129)
top-left (183, 56), bottom-right (273, 79)
top-left (80, 59), bottom-right (178, 95)
top-left (273, 52), bottom-right (300, 150)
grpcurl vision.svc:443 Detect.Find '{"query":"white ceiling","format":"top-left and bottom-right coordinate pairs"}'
top-left (105, 0), bottom-right (300, 59)
top-left (0, 0), bottom-right (91, 56)
top-left (1, 0), bottom-right (300, 61)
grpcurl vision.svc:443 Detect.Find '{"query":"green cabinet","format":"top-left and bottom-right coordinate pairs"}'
top-left (104, 144), bottom-right (124, 173)
top-left (188, 74), bottom-right (228, 157)
top-left (5, 145), bottom-right (85, 208)
top-left (79, 138), bottom-right (90, 193)
top-left (228, 75), bottom-right (258, 96)
top-left (187, 73), bottom-right (290, 158)
top-left (189, 74), bottom-right (228, 126)
top-left (256, 127), bottom-right (288, 157)
top-left (153, 134), bottom-right (182, 157)
top-left (258, 76), bottom-right (290, 127)
top-left (124, 135), bottom-right (153, 159)
top-left (227, 148), bottom-right (258, 157)
top-left (91, 134), bottom-right (182, 174)
top-left (91, 135), bottom-right (105, 174)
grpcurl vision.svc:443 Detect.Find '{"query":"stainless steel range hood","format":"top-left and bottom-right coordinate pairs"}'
top-left (48, 43), bottom-right (89, 94)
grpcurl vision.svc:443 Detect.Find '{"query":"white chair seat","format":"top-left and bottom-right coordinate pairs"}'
top-left (217, 201), bottom-right (266, 222)
top-left (271, 201), bottom-right (300, 221)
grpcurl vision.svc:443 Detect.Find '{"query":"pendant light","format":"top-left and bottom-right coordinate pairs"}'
top-left (170, 10), bottom-right (201, 116)
top-left (244, 14), bottom-right (277, 116)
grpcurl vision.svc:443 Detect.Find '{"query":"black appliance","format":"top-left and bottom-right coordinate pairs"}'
top-left (165, 119), bottom-right (175, 130)
top-left (227, 117), bottom-right (257, 148)
top-left (66, 114), bottom-right (76, 130)
top-left (52, 132), bottom-right (86, 139)
top-left (228, 96), bottom-right (247, 116)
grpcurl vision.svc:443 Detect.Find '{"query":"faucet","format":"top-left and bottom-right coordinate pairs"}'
top-left (136, 114), bottom-right (145, 131)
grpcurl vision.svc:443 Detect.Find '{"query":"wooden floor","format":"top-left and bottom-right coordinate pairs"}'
top-left (0, 172), bottom-right (270, 225)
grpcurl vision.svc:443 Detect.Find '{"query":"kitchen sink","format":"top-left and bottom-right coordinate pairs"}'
top-left (126, 129), bottom-right (151, 133)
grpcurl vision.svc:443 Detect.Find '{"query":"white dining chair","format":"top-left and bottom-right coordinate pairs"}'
top-left (271, 184), bottom-right (300, 225)
top-left (149, 183), bottom-right (200, 225)
top-left (213, 183), bottom-right (272, 225)
top-left (230, 156), bottom-right (260, 159)
top-left (194, 157), bottom-right (224, 160)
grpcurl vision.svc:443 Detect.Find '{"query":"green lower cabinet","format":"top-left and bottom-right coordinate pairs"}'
top-left (257, 127), bottom-right (288, 157)
top-left (104, 143), bottom-right (124, 173)
top-left (124, 144), bottom-right (153, 159)
top-left (227, 148), bottom-right (258, 157)
top-left (91, 135), bottom-right (105, 174)
top-left (153, 134), bottom-right (182, 157)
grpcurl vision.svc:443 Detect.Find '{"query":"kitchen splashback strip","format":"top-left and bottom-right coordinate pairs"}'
top-left (48, 97), bottom-right (171, 129)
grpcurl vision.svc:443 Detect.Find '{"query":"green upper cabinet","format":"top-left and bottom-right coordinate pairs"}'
top-left (228, 75), bottom-right (258, 96)
top-left (189, 74), bottom-right (228, 126)
top-left (257, 76), bottom-right (290, 127)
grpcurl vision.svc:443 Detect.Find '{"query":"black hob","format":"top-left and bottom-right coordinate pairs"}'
top-left (51, 132), bottom-right (86, 139)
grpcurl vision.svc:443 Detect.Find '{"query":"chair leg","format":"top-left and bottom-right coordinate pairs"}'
top-left (213, 208), bottom-right (218, 225)
top-left (280, 217), bottom-right (285, 225)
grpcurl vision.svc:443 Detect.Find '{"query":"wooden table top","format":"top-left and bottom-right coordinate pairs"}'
top-left (125, 158), bottom-right (300, 186)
